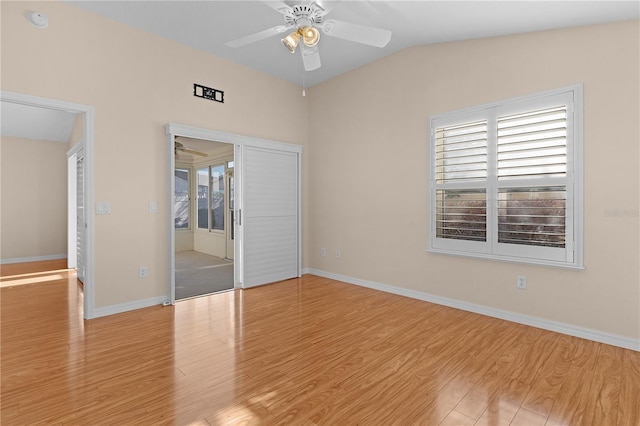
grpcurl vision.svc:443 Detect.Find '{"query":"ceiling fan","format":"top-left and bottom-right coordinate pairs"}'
top-left (225, 1), bottom-right (392, 72)
top-left (174, 140), bottom-right (208, 157)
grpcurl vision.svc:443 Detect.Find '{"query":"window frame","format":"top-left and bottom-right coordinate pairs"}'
top-left (428, 84), bottom-right (584, 269)
top-left (174, 167), bottom-right (191, 231)
top-left (196, 162), bottom-right (229, 234)
top-left (196, 166), bottom-right (210, 231)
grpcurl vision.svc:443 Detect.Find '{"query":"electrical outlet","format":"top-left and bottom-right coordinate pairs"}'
top-left (335, 249), bottom-right (341, 259)
top-left (139, 266), bottom-right (148, 279)
top-left (320, 248), bottom-right (326, 257)
top-left (517, 275), bottom-right (527, 289)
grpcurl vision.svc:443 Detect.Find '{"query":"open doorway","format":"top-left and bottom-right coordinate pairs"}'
top-left (0, 91), bottom-right (94, 318)
top-left (167, 123), bottom-right (303, 306)
top-left (174, 136), bottom-right (234, 300)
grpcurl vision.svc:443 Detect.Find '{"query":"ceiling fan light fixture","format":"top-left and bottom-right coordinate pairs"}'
top-left (281, 31), bottom-right (300, 53)
top-left (301, 26), bottom-right (319, 47)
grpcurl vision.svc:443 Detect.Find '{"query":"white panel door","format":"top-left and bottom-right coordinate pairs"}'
top-left (242, 146), bottom-right (299, 287)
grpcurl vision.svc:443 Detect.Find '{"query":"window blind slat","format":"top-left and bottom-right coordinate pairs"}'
top-left (498, 146), bottom-right (566, 160)
top-left (497, 137), bottom-right (566, 153)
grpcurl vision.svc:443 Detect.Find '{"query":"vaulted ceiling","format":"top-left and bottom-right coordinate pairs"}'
top-left (4, 1), bottom-right (639, 142)
top-left (71, 1), bottom-right (639, 87)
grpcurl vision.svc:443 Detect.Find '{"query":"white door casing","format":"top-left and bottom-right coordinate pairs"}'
top-left (2, 90), bottom-right (95, 319)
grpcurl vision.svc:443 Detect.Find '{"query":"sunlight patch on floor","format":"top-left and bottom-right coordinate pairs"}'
top-left (0, 270), bottom-right (68, 288)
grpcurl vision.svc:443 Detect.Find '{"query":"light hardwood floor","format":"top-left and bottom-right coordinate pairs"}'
top-left (1, 260), bottom-right (639, 425)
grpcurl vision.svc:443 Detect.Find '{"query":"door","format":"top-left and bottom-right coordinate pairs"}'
top-left (76, 153), bottom-right (86, 283)
top-left (242, 146), bottom-right (299, 287)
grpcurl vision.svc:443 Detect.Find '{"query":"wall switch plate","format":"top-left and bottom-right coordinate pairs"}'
top-left (517, 275), bottom-right (527, 289)
top-left (149, 201), bottom-right (158, 213)
top-left (96, 202), bottom-right (111, 215)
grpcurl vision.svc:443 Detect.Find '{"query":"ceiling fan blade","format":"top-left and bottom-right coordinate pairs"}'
top-left (181, 147), bottom-right (208, 157)
top-left (302, 45), bottom-right (321, 71)
top-left (225, 25), bottom-right (288, 48)
top-left (175, 141), bottom-right (208, 157)
top-left (314, 0), bottom-right (338, 15)
top-left (321, 19), bottom-right (391, 48)
top-left (262, 1), bottom-right (294, 14)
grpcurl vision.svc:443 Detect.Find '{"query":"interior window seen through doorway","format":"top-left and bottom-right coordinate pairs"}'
top-left (197, 165), bottom-right (225, 232)
top-left (174, 168), bottom-right (190, 229)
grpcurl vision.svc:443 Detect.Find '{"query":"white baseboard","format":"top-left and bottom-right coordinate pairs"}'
top-left (303, 268), bottom-right (640, 352)
top-left (1, 254), bottom-right (67, 265)
top-left (91, 296), bottom-right (167, 319)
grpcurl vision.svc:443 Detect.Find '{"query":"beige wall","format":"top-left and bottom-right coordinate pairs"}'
top-left (1, 136), bottom-right (68, 260)
top-left (1, 1), bottom-right (309, 307)
top-left (308, 20), bottom-right (640, 340)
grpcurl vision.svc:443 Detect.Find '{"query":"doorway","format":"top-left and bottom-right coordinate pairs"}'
top-left (166, 123), bottom-right (302, 306)
top-left (174, 137), bottom-right (234, 300)
top-left (1, 90), bottom-right (95, 318)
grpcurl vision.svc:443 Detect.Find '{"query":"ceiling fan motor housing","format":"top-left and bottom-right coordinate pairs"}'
top-left (284, 3), bottom-right (325, 27)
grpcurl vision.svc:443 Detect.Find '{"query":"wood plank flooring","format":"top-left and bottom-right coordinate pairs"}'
top-left (1, 260), bottom-right (639, 425)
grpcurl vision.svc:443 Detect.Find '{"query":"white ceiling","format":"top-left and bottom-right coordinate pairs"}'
top-left (1, 102), bottom-right (78, 143)
top-left (70, 0), bottom-right (639, 88)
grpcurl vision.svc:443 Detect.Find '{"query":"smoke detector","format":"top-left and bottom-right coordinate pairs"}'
top-left (29, 12), bottom-right (48, 29)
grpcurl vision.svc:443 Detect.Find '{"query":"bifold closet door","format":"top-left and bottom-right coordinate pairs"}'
top-left (76, 153), bottom-right (86, 283)
top-left (242, 146), bottom-right (299, 288)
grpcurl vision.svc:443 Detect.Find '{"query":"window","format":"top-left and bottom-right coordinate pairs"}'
top-left (174, 169), bottom-right (190, 229)
top-left (429, 85), bottom-right (583, 268)
top-left (210, 165), bottom-right (225, 231)
top-left (197, 165), bottom-right (225, 232)
top-left (197, 167), bottom-right (209, 229)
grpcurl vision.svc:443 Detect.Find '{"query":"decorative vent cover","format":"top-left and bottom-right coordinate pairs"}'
top-left (194, 83), bottom-right (224, 103)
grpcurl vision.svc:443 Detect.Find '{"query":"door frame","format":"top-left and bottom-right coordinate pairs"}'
top-left (1, 90), bottom-right (95, 319)
top-left (165, 123), bottom-right (302, 305)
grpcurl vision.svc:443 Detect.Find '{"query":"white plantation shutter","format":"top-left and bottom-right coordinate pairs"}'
top-left (429, 86), bottom-right (582, 267)
top-left (496, 103), bottom-right (569, 254)
top-left (434, 119), bottom-right (488, 246)
top-left (497, 106), bottom-right (567, 180)
top-left (435, 120), bottom-right (488, 184)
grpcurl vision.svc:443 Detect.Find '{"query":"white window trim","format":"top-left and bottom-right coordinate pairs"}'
top-left (428, 84), bottom-right (584, 269)
top-left (196, 163), bottom-right (228, 234)
top-left (174, 165), bottom-right (192, 232)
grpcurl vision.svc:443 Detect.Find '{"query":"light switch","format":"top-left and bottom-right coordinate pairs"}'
top-left (149, 201), bottom-right (158, 213)
top-left (96, 202), bottom-right (111, 215)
